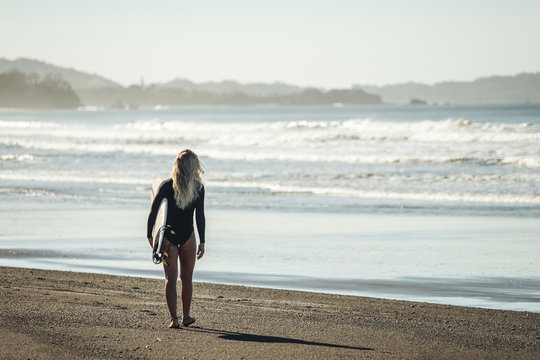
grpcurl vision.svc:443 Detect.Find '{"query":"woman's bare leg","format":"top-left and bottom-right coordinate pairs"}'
top-left (179, 233), bottom-right (197, 325)
top-left (162, 238), bottom-right (180, 328)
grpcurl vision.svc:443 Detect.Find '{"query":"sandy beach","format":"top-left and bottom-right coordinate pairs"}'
top-left (0, 267), bottom-right (539, 359)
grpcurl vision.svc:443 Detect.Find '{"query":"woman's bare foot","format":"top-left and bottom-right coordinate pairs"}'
top-left (169, 317), bottom-right (180, 329)
top-left (182, 316), bottom-right (196, 327)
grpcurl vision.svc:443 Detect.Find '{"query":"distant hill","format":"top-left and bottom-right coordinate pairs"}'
top-left (78, 86), bottom-right (382, 108)
top-left (0, 58), bottom-right (121, 90)
top-left (2, 57), bottom-right (538, 106)
top-left (0, 71), bottom-right (82, 109)
top-left (158, 78), bottom-right (304, 96)
top-left (360, 73), bottom-right (540, 104)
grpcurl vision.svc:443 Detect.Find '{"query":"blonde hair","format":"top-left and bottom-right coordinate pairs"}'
top-left (172, 149), bottom-right (203, 209)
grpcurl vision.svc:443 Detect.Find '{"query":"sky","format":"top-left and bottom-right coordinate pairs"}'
top-left (1, 0), bottom-right (539, 88)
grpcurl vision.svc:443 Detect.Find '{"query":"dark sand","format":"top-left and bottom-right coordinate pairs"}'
top-left (0, 267), bottom-right (538, 359)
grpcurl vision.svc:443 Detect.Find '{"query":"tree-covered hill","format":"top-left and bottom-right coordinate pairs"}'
top-left (0, 71), bottom-right (82, 109)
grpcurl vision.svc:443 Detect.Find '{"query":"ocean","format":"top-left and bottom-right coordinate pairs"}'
top-left (1, 104), bottom-right (539, 312)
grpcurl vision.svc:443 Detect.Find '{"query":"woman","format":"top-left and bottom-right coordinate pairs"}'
top-left (147, 149), bottom-right (206, 328)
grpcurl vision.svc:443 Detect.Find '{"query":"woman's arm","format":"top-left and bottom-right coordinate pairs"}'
top-left (195, 185), bottom-right (206, 259)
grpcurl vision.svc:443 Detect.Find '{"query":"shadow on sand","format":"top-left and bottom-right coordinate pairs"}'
top-left (185, 326), bottom-right (373, 351)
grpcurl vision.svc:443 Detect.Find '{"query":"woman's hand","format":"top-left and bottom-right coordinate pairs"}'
top-left (197, 243), bottom-right (205, 260)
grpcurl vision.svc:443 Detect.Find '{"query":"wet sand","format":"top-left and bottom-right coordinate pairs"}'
top-left (1, 267), bottom-right (539, 359)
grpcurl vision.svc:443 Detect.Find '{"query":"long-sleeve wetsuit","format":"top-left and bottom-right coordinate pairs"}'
top-left (147, 178), bottom-right (205, 245)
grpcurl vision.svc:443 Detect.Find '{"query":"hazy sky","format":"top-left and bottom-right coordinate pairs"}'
top-left (1, 0), bottom-right (539, 88)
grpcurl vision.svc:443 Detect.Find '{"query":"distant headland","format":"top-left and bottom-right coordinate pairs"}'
top-left (0, 70), bottom-right (82, 109)
top-left (0, 58), bottom-right (539, 109)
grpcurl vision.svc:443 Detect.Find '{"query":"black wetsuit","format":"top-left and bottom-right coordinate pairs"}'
top-left (147, 178), bottom-right (205, 246)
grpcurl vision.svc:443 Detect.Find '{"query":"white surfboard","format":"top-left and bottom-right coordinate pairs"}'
top-left (151, 179), bottom-right (168, 265)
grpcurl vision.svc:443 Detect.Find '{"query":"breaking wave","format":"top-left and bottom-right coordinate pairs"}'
top-left (1, 117), bottom-right (539, 167)
top-left (1, 107), bottom-right (539, 212)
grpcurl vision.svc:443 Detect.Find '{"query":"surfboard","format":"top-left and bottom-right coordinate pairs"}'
top-left (150, 178), bottom-right (168, 265)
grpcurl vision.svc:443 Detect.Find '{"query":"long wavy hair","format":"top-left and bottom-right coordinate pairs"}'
top-left (172, 149), bottom-right (203, 209)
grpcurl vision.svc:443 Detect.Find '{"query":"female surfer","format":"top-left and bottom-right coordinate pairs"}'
top-left (147, 149), bottom-right (206, 328)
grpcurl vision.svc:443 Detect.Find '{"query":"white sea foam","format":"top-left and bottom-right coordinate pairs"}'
top-left (205, 180), bottom-right (540, 205)
top-left (3, 168), bottom-right (538, 206)
top-left (0, 171), bottom-right (148, 185)
top-left (3, 117), bottom-right (539, 146)
top-left (1, 154), bottom-right (34, 161)
top-left (283, 118), bottom-right (540, 143)
top-left (78, 106), bottom-right (105, 111)
top-left (200, 149), bottom-right (540, 167)
top-left (3, 117), bottom-right (538, 167)
top-left (0, 120), bottom-right (61, 129)
top-left (0, 187), bottom-right (75, 199)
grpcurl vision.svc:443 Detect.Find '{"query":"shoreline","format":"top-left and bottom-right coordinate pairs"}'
top-left (1, 266), bottom-right (539, 359)
top-left (2, 255), bottom-right (540, 313)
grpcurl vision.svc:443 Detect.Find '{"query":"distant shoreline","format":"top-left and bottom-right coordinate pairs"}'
top-left (1, 102), bottom-right (539, 112)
